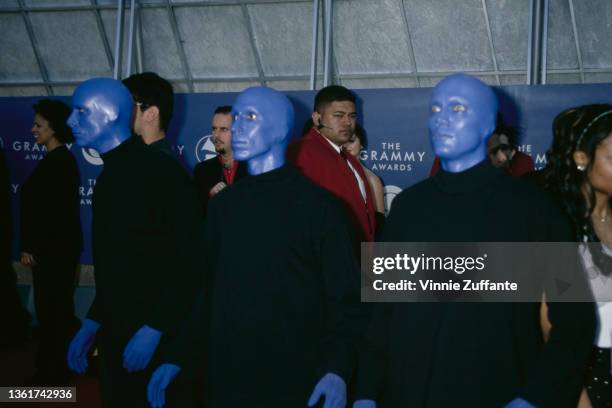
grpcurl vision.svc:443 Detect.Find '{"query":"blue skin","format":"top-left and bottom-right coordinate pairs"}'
top-left (352, 74), bottom-right (534, 408)
top-left (147, 87), bottom-right (346, 408)
top-left (66, 77), bottom-right (162, 375)
top-left (428, 73), bottom-right (497, 173)
top-left (67, 77), bottom-right (133, 154)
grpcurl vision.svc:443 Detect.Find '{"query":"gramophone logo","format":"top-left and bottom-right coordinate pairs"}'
top-left (195, 134), bottom-right (217, 163)
top-left (82, 148), bottom-right (103, 166)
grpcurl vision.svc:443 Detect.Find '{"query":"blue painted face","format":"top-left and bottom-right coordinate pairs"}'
top-left (67, 78), bottom-right (133, 154)
top-left (428, 73), bottom-right (497, 172)
top-left (231, 87), bottom-right (294, 175)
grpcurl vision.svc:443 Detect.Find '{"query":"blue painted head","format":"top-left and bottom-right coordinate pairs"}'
top-left (231, 86), bottom-right (295, 175)
top-left (67, 77), bottom-right (133, 154)
top-left (428, 73), bottom-right (498, 172)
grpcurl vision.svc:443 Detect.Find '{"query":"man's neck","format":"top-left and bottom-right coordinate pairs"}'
top-left (141, 129), bottom-right (166, 145)
top-left (220, 152), bottom-right (234, 165)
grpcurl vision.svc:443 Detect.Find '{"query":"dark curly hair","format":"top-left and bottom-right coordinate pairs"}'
top-left (32, 99), bottom-right (74, 143)
top-left (543, 103), bottom-right (612, 274)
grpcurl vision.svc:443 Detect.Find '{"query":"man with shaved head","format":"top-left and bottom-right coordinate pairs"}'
top-left (147, 86), bottom-right (364, 408)
top-left (353, 74), bottom-right (595, 408)
top-left (66, 78), bottom-right (204, 406)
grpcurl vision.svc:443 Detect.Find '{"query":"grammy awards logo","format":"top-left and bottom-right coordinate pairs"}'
top-left (82, 148), bottom-right (103, 166)
top-left (194, 134), bottom-right (217, 163)
top-left (384, 185), bottom-right (402, 215)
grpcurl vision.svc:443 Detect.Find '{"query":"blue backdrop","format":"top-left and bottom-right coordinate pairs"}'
top-left (2, 83), bottom-right (611, 264)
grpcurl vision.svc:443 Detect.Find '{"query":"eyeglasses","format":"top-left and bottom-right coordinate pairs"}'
top-left (134, 101), bottom-right (151, 111)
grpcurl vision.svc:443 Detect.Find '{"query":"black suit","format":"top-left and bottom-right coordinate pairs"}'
top-left (192, 156), bottom-right (247, 215)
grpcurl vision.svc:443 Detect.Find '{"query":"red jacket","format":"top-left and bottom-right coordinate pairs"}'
top-left (288, 128), bottom-right (376, 243)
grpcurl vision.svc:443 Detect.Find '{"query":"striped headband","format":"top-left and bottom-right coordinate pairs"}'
top-left (576, 109), bottom-right (612, 147)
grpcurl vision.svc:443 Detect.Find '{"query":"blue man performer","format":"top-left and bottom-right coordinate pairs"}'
top-left (352, 74), bottom-right (595, 408)
top-left (147, 86), bottom-right (364, 408)
top-left (65, 78), bottom-right (204, 406)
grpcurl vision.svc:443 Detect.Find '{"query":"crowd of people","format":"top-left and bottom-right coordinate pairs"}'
top-left (1, 71), bottom-right (610, 408)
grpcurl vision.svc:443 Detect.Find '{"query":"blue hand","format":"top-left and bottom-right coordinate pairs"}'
top-left (122, 325), bottom-right (162, 372)
top-left (504, 398), bottom-right (536, 408)
top-left (67, 319), bottom-right (100, 374)
top-left (307, 372), bottom-right (347, 408)
top-left (353, 400), bottom-right (376, 408)
top-left (147, 363), bottom-right (181, 408)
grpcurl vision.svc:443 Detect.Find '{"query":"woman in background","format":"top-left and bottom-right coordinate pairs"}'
top-left (20, 99), bottom-right (82, 385)
top-left (543, 104), bottom-right (612, 408)
top-left (343, 124), bottom-right (386, 230)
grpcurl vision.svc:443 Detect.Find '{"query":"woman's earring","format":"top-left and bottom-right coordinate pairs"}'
top-left (577, 164), bottom-right (586, 171)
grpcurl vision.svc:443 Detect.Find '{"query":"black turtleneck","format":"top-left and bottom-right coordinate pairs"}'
top-left (355, 160), bottom-right (596, 408)
top-left (88, 136), bottom-right (204, 340)
top-left (167, 164), bottom-right (365, 407)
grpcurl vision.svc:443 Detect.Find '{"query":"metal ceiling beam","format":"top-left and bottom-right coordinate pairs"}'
top-left (568, 0), bottom-right (585, 83)
top-left (241, 4), bottom-right (267, 86)
top-left (527, 0), bottom-right (548, 85)
top-left (113, 0), bottom-right (126, 79)
top-left (0, 0), bottom-right (312, 13)
top-left (481, 0), bottom-right (501, 85)
top-left (164, 0), bottom-right (194, 92)
top-left (135, 3), bottom-right (144, 73)
top-left (322, 0), bottom-right (332, 86)
top-left (6, 68), bottom-right (568, 88)
top-left (309, 0), bottom-right (319, 90)
top-left (90, 0), bottom-right (115, 72)
top-left (126, 0), bottom-right (137, 77)
top-left (16, 0), bottom-right (52, 95)
top-left (399, 0), bottom-right (420, 86)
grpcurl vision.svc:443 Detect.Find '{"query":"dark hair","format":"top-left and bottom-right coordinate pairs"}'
top-left (494, 114), bottom-right (520, 147)
top-left (122, 72), bottom-right (174, 131)
top-left (543, 104), bottom-right (612, 273)
top-left (353, 124), bottom-right (367, 149)
top-left (214, 105), bottom-right (232, 115)
top-left (302, 118), bottom-right (314, 136)
top-left (32, 99), bottom-right (74, 143)
top-left (314, 85), bottom-right (356, 112)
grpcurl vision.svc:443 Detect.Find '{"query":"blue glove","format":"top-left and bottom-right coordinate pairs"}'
top-left (307, 372), bottom-right (346, 408)
top-left (353, 400), bottom-right (376, 408)
top-left (147, 363), bottom-right (181, 408)
top-left (504, 398), bottom-right (536, 408)
top-left (122, 325), bottom-right (162, 372)
top-left (67, 318), bottom-right (100, 374)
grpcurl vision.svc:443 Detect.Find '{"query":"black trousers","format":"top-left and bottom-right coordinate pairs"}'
top-left (31, 254), bottom-right (79, 382)
top-left (0, 259), bottom-right (30, 347)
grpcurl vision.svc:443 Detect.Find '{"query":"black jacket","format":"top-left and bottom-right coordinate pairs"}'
top-left (19, 145), bottom-right (82, 260)
top-left (192, 156), bottom-right (247, 215)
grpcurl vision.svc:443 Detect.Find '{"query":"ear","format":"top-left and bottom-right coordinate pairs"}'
top-left (145, 106), bottom-right (160, 124)
top-left (311, 111), bottom-right (321, 127)
top-left (573, 150), bottom-right (589, 169)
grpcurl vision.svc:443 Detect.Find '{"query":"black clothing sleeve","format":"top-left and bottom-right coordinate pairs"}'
top-left (20, 146), bottom-right (82, 259)
top-left (316, 195), bottom-right (365, 382)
